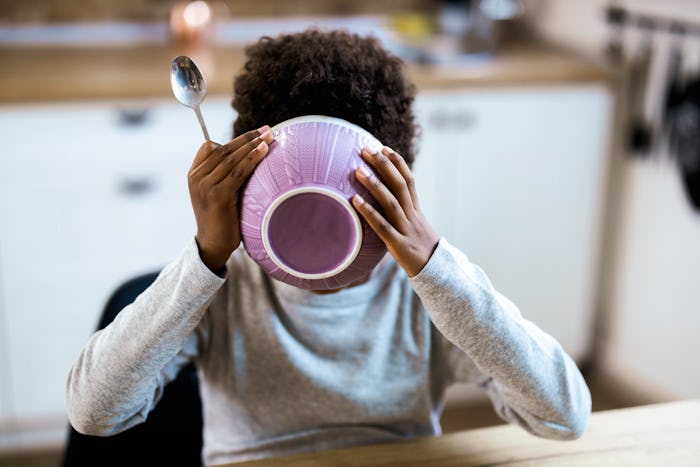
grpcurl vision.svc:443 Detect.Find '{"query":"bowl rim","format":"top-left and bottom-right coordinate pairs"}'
top-left (260, 185), bottom-right (363, 280)
top-left (270, 115), bottom-right (382, 152)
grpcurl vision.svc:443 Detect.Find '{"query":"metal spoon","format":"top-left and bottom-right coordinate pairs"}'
top-left (170, 55), bottom-right (211, 141)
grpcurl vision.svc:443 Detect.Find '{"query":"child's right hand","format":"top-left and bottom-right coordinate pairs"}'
top-left (188, 126), bottom-right (274, 275)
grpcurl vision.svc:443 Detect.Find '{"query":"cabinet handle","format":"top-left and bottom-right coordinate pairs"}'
top-left (116, 108), bottom-right (151, 126)
top-left (118, 176), bottom-right (156, 196)
top-left (429, 111), bottom-right (475, 129)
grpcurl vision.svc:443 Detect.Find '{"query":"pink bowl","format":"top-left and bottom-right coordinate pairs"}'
top-left (240, 115), bottom-right (387, 290)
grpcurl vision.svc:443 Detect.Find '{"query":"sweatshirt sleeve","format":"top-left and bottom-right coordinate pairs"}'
top-left (65, 238), bottom-right (225, 436)
top-left (410, 238), bottom-right (591, 440)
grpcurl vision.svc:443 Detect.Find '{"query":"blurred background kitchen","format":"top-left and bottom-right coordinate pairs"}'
top-left (1, 0), bottom-right (698, 466)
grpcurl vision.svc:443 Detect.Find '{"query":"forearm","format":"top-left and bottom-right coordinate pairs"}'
top-left (411, 238), bottom-right (591, 439)
top-left (65, 238), bottom-right (224, 435)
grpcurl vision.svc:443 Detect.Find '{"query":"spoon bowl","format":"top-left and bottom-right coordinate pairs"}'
top-left (170, 55), bottom-right (211, 141)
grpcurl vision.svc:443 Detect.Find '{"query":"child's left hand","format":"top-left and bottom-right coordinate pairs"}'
top-left (352, 146), bottom-right (440, 277)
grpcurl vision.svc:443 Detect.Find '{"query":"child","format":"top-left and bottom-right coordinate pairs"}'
top-left (66, 29), bottom-right (591, 466)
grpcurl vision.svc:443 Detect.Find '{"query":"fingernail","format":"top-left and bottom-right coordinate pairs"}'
top-left (257, 125), bottom-right (270, 134)
top-left (354, 194), bottom-right (365, 205)
top-left (259, 129), bottom-right (272, 141)
top-left (358, 166), bottom-right (371, 178)
top-left (383, 146), bottom-right (394, 154)
top-left (256, 140), bottom-right (267, 151)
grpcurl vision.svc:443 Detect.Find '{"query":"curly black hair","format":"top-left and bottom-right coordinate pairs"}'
top-left (231, 28), bottom-right (419, 167)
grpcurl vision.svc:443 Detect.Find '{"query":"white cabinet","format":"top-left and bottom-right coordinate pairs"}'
top-left (0, 97), bottom-right (235, 431)
top-left (413, 86), bottom-right (613, 366)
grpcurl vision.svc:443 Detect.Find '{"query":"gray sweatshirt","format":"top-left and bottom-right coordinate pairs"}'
top-left (66, 237), bottom-right (591, 466)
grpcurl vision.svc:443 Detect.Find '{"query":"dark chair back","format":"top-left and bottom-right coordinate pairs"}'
top-left (61, 271), bottom-right (203, 467)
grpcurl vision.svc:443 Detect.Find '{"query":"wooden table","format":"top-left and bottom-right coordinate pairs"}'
top-left (220, 400), bottom-right (700, 466)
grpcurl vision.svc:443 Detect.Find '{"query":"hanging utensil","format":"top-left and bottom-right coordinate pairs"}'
top-left (662, 25), bottom-right (686, 160)
top-left (663, 31), bottom-right (700, 211)
top-left (626, 23), bottom-right (654, 156)
top-left (670, 74), bottom-right (700, 210)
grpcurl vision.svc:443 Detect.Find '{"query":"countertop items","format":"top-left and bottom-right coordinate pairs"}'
top-left (0, 40), bottom-right (613, 103)
top-left (221, 400), bottom-right (700, 467)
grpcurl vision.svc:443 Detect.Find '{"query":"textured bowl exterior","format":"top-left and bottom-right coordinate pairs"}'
top-left (240, 116), bottom-right (387, 290)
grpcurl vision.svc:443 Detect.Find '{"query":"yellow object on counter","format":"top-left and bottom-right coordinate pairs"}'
top-left (389, 12), bottom-right (435, 42)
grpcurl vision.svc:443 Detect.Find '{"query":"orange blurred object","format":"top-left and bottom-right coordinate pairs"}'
top-left (170, 1), bottom-right (212, 45)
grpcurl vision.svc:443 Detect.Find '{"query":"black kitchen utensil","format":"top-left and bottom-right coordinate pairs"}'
top-left (668, 76), bottom-right (700, 211)
top-left (662, 26), bottom-right (686, 160)
top-left (627, 25), bottom-right (654, 156)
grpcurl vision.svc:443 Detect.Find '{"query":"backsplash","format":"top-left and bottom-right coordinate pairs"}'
top-left (0, 0), bottom-right (431, 23)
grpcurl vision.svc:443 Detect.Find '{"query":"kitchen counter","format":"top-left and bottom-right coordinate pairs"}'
top-left (0, 40), bottom-right (614, 103)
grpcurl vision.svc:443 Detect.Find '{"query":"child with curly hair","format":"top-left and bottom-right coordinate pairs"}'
top-left (66, 29), bottom-right (591, 466)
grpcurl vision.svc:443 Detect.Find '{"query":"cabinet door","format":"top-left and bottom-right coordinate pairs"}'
top-left (0, 97), bottom-right (235, 424)
top-left (0, 111), bottom-right (115, 424)
top-left (413, 86), bottom-right (612, 362)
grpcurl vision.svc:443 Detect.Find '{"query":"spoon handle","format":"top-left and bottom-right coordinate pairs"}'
top-left (194, 104), bottom-right (211, 141)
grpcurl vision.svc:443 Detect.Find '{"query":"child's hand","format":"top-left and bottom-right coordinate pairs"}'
top-left (352, 146), bottom-right (440, 277)
top-left (188, 126), bottom-right (274, 274)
